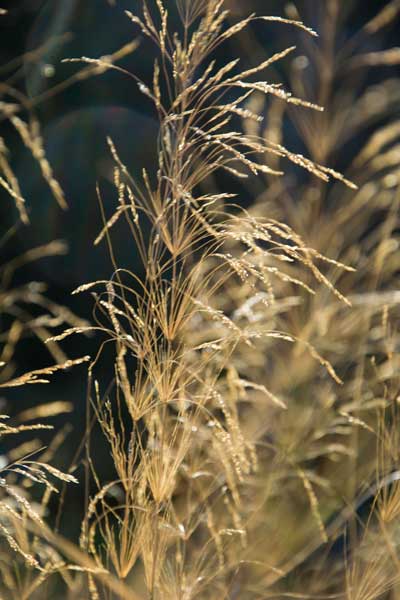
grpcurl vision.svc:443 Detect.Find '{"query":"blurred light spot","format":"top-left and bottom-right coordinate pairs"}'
top-left (293, 55), bottom-right (309, 70)
top-left (41, 63), bottom-right (55, 77)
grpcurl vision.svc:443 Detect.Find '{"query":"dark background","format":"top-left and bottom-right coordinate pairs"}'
top-left (0, 0), bottom-right (399, 540)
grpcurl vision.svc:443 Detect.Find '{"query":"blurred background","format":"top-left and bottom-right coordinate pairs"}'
top-left (0, 0), bottom-right (399, 542)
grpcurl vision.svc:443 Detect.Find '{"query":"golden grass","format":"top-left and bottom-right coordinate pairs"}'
top-left (1, 1), bottom-right (400, 598)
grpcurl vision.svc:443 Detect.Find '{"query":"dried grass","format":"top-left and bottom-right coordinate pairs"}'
top-left (1, 1), bottom-right (400, 598)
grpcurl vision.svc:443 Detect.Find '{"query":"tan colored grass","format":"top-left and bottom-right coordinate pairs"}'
top-left (2, 1), bottom-right (400, 598)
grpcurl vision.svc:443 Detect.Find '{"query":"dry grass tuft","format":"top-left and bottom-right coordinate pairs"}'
top-left (2, 1), bottom-right (400, 598)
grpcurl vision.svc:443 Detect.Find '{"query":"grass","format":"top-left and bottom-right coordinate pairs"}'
top-left (1, 1), bottom-right (400, 598)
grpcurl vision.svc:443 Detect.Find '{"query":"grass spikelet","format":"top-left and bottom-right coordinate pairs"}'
top-left (0, 523), bottom-right (41, 569)
top-left (259, 16), bottom-right (319, 38)
top-left (0, 356), bottom-right (90, 387)
top-left (297, 468), bottom-right (328, 544)
top-left (10, 116), bottom-right (67, 210)
top-left (0, 138), bottom-right (28, 223)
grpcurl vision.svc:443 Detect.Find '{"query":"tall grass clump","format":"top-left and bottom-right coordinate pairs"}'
top-left (2, 0), bottom-right (400, 598)
top-left (53, 1), bottom-right (361, 597)
top-left (222, 1), bottom-right (400, 597)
